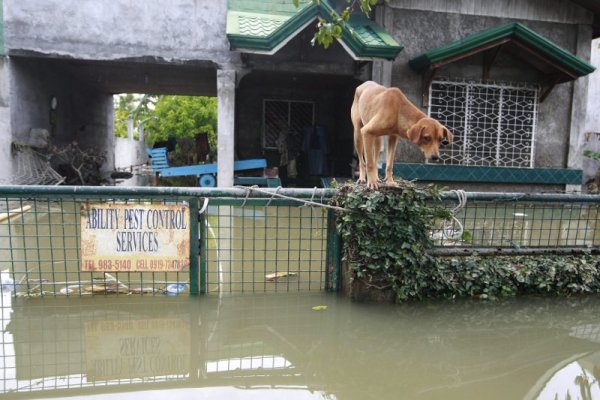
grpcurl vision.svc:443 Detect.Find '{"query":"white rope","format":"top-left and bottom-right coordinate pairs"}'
top-left (198, 197), bottom-right (209, 214)
top-left (439, 189), bottom-right (467, 242)
top-left (235, 185), bottom-right (350, 212)
top-left (300, 186), bottom-right (319, 208)
top-left (266, 186), bottom-right (281, 207)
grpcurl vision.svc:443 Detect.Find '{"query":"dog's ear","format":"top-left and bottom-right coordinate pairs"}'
top-left (443, 127), bottom-right (454, 142)
top-left (408, 123), bottom-right (425, 143)
top-left (442, 127), bottom-right (453, 145)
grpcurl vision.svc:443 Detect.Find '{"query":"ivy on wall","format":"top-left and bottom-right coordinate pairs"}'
top-left (332, 182), bottom-right (600, 303)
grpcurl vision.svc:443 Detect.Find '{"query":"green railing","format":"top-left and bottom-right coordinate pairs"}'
top-left (0, 185), bottom-right (598, 298)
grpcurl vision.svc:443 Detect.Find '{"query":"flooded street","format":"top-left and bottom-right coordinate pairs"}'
top-left (0, 292), bottom-right (599, 399)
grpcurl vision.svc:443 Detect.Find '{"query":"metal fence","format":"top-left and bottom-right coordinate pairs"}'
top-left (0, 185), bottom-right (598, 298)
top-left (0, 185), bottom-right (338, 298)
top-left (433, 191), bottom-right (600, 255)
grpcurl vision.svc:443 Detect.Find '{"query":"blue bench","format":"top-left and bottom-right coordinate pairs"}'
top-left (147, 147), bottom-right (281, 187)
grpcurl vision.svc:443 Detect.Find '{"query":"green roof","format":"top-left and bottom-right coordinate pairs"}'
top-left (226, 0), bottom-right (403, 60)
top-left (409, 22), bottom-right (595, 80)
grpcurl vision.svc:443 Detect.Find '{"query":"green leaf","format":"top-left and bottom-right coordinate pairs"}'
top-left (461, 230), bottom-right (473, 243)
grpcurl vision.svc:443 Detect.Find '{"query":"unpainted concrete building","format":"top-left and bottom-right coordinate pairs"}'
top-left (0, 0), bottom-right (598, 191)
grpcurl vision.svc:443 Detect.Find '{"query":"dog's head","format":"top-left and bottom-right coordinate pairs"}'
top-left (407, 118), bottom-right (453, 161)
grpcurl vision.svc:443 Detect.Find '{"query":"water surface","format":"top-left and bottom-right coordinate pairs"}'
top-left (1, 292), bottom-right (599, 399)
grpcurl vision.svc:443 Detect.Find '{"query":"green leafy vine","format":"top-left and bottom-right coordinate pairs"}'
top-left (332, 182), bottom-right (600, 303)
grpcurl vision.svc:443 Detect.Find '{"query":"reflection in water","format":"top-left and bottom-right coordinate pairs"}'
top-left (0, 293), bottom-right (600, 399)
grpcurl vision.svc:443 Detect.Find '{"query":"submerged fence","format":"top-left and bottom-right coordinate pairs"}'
top-left (0, 185), bottom-right (338, 297)
top-left (0, 185), bottom-right (598, 297)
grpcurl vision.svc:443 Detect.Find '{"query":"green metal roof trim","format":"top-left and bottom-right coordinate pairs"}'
top-left (409, 22), bottom-right (595, 77)
top-left (226, 0), bottom-right (403, 60)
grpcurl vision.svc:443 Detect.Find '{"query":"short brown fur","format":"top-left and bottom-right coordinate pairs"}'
top-left (351, 81), bottom-right (453, 189)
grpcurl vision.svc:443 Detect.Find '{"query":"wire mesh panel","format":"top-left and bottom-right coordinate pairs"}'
top-left (429, 80), bottom-right (538, 167)
top-left (204, 202), bottom-right (328, 293)
top-left (0, 195), bottom-right (192, 298)
top-left (432, 194), bottom-right (600, 252)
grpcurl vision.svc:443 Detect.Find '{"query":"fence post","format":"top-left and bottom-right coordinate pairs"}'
top-left (199, 207), bottom-right (208, 294)
top-left (189, 197), bottom-right (199, 295)
top-left (326, 209), bottom-right (341, 292)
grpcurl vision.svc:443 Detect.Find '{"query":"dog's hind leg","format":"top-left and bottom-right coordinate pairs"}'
top-left (384, 135), bottom-right (399, 186)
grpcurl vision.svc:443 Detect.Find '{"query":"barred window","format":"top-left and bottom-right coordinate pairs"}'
top-left (263, 100), bottom-right (314, 149)
top-left (429, 80), bottom-right (538, 167)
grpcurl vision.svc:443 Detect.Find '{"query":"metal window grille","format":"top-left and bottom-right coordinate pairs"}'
top-left (429, 80), bottom-right (538, 167)
top-left (263, 100), bottom-right (314, 150)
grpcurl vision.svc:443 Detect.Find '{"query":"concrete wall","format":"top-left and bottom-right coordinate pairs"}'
top-left (114, 133), bottom-right (150, 186)
top-left (583, 38), bottom-right (600, 186)
top-left (3, 0), bottom-right (237, 67)
top-left (388, 0), bottom-right (594, 24)
top-left (386, 6), bottom-right (589, 171)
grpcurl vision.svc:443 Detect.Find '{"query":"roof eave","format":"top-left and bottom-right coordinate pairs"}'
top-left (409, 22), bottom-right (595, 79)
top-left (227, 0), bottom-right (403, 61)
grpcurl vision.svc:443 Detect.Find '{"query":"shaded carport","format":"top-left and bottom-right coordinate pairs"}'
top-left (7, 55), bottom-right (218, 182)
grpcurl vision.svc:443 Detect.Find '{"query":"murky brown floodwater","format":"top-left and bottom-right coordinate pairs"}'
top-left (1, 292), bottom-right (599, 400)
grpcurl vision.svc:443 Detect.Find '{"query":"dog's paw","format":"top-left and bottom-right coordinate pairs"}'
top-left (366, 181), bottom-right (380, 190)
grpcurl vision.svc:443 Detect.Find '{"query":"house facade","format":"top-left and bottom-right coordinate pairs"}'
top-left (0, 0), bottom-right (597, 191)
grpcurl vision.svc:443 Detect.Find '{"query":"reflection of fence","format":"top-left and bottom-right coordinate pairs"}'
top-left (0, 186), bottom-right (599, 297)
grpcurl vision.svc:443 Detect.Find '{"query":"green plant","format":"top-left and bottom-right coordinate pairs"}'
top-left (333, 182), bottom-right (600, 303)
top-left (332, 181), bottom-right (451, 302)
top-left (293, 0), bottom-right (381, 48)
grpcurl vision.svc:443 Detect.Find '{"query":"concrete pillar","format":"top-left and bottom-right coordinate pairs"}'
top-left (127, 117), bottom-right (134, 140)
top-left (583, 38), bottom-right (600, 186)
top-left (566, 24), bottom-right (592, 193)
top-left (217, 69), bottom-right (236, 187)
top-left (0, 58), bottom-right (13, 183)
top-left (372, 5), bottom-right (394, 166)
top-left (372, 5), bottom-right (393, 87)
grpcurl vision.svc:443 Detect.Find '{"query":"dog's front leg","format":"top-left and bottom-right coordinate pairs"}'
top-left (361, 130), bottom-right (380, 189)
top-left (384, 135), bottom-right (399, 187)
top-left (353, 126), bottom-right (367, 185)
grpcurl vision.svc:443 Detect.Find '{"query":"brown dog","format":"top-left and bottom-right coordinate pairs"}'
top-left (351, 81), bottom-right (453, 189)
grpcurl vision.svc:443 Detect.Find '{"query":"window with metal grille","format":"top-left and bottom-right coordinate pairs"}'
top-left (263, 100), bottom-right (315, 150)
top-left (429, 80), bottom-right (538, 167)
